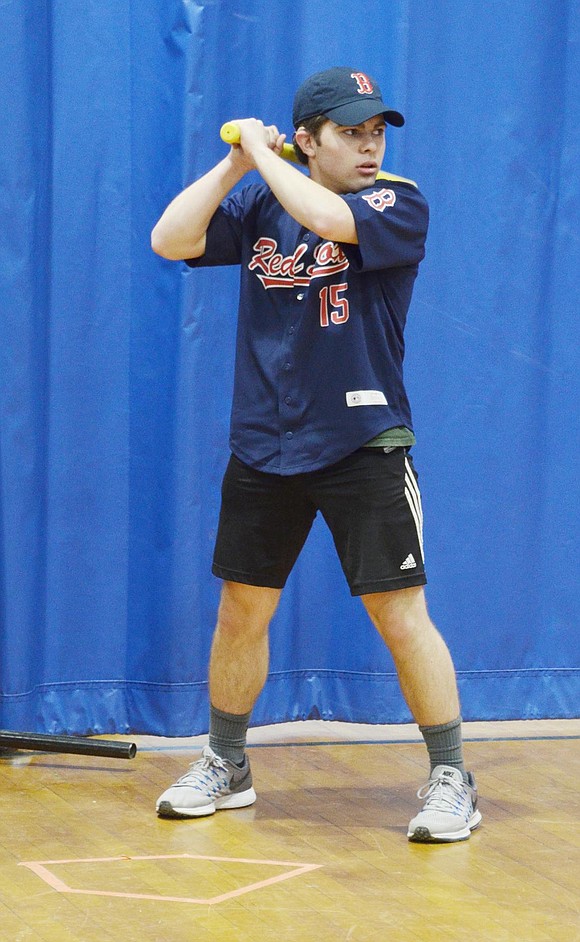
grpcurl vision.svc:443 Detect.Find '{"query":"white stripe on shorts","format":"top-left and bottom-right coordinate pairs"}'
top-left (404, 457), bottom-right (424, 562)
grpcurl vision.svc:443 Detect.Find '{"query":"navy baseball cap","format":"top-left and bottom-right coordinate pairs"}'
top-left (293, 67), bottom-right (404, 129)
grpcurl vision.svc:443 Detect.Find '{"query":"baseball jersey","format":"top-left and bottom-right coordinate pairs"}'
top-left (187, 179), bottom-right (429, 475)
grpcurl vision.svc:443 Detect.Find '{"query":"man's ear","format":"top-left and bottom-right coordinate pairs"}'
top-left (294, 127), bottom-right (317, 158)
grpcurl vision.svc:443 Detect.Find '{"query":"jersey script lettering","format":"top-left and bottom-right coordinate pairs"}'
top-left (248, 238), bottom-right (349, 289)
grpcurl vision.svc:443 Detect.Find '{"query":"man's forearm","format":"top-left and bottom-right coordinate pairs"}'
top-left (151, 155), bottom-right (246, 260)
top-left (252, 148), bottom-right (357, 244)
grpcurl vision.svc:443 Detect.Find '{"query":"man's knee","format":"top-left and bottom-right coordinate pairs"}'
top-left (217, 581), bottom-right (281, 637)
top-left (361, 585), bottom-right (433, 647)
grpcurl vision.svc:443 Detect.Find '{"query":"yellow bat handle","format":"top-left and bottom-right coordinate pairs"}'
top-left (220, 122), bottom-right (244, 144)
top-left (220, 122), bottom-right (299, 164)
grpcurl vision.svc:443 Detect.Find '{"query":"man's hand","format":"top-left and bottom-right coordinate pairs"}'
top-left (228, 118), bottom-right (287, 171)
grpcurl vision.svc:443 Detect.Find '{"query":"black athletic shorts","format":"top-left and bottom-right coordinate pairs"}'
top-left (212, 447), bottom-right (427, 596)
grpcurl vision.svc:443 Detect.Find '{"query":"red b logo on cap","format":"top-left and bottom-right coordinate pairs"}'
top-left (351, 72), bottom-right (374, 94)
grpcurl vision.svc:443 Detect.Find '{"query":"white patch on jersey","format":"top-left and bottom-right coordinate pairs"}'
top-left (346, 390), bottom-right (388, 407)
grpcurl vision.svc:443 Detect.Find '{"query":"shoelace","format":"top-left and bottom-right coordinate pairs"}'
top-left (416, 774), bottom-right (469, 813)
top-left (175, 749), bottom-right (229, 791)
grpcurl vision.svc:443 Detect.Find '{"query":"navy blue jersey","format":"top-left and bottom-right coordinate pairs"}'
top-left (187, 180), bottom-right (429, 475)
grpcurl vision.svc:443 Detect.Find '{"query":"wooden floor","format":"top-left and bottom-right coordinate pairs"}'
top-left (1, 720), bottom-right (579, 941)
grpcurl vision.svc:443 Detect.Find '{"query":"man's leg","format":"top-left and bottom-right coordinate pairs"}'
top-left (362, 586), bottom-right (481, 842)
top-left (210, 581), bottom-right (281, 714)
top-left (208, 581), bottom-right (281, 764)
top-left (156, 581), bottom-right (280, 818)
top-left (361, 585), bottom-right (460, 729)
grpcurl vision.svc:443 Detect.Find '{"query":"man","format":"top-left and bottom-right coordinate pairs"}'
top-left (151, 67), bottom-right (481, 843)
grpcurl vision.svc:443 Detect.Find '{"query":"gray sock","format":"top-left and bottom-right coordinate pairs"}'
top-left (209, 704), bottom-right (252, 767)
top-left (419, 716), bottom-right (467, 781)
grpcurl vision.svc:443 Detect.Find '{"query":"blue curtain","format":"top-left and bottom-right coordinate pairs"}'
top-left (1, 0), bottom-right (578, 735)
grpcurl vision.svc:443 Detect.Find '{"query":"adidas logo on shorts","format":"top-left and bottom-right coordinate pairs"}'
top-left (400, 553), bottom-right (417, 570)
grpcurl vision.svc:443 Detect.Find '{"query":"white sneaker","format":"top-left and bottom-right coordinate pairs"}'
top-left (156, 746), bottom-right (256, 818)
top-left (407, 765), bottom-right (482, 843)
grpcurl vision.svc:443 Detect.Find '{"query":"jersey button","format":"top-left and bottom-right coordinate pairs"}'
top-left (285, 431), bottom-right (293, 440)
top-left (283, 362), bottom-right (291, 371)
top-left (296, 293), bottom-right (304, 301)
top-left (284, 396), bottom-right (292, 405)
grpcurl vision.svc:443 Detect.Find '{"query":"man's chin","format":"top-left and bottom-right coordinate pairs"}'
top-left (345, 175), bottom-right (377, 193)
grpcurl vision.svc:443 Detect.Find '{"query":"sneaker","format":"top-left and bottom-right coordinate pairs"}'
top-left (156, 746), bottom-right (256, 819)
top-left (407, 765), bottom-right (482, 843)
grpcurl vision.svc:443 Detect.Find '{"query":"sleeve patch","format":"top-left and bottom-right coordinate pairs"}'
top-left (361, 188), bottom-right (397, 212)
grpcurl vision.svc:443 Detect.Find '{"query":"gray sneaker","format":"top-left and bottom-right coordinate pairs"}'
top-left (156, 746), bottom-right (256, 818)
top-left (407, 765), bottom-right (482, 843)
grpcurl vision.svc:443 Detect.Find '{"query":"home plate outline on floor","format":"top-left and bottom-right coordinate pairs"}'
top-left (19, 853), bottom-right (323, 905)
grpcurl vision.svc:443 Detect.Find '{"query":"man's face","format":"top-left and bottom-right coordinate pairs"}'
top-left (306, 116), bottom-right (387, 194)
